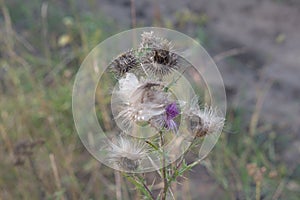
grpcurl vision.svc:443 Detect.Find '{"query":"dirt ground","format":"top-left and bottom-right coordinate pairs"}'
top-left (95, 0), bottom-right (300, 198)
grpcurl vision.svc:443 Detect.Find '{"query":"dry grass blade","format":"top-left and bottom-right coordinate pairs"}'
top-left (49, 153), bottom-right (65, 200)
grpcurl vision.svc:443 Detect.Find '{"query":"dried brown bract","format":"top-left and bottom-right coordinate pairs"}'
top-left (109, 50), bottom-right (140, 77)
top-left (139, 31), bottom-right (179, 78)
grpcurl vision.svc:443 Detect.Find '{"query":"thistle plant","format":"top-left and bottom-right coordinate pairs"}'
top-left (107, 31), bottom-right (225, 199)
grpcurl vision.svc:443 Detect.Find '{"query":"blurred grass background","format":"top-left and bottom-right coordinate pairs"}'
top-left (0, 0), bottom-right (299, 199)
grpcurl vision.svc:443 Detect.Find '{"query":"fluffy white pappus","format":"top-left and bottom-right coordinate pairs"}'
top-left (117, 73), bottom-right (140, 101)
top-left (140, 31), bottom-right (172, 50)
top-left (116, 73), bottom-right (163, 103)
top-left (184, 101), bottom-right (225, 138)
top-left (115, 73), bottom-right (171, 131)
top-left (107, 136), bottom-right (149, 171)
top-left (117, 102), bottom-right (166, 131)
top-left (139, 32), bottom-right (179, 78)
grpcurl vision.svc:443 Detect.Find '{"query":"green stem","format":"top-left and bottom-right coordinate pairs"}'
top-left (165, 138), bottom-right (201, 191)
top-left (160, 131), bottom-right (168, 200)
top-left (125, 174), bottom-right (155, 200)
top-left (136, 175), bottom-right (155, 200)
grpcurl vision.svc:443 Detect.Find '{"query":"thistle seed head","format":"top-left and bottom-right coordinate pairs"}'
top-left (185, 103), bottom-right (225, 138)
top-left (115, 73), bottom-right (171, 131)
top-left (107, 136), bottom-right (149, 171)
top-left (119, 157), bottom-right (139, 171)
top-left (141, 51), bottom-right (178, 77)
top-left (109, 50), bottom-right (140, 77)
top-left (140, 31), bottom-right (179, 78)
top-left (140, 31), bottom-right (171, 50)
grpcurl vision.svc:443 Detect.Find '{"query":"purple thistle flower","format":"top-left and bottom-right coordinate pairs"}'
top-left (165, 102), bottom-right (179, 133)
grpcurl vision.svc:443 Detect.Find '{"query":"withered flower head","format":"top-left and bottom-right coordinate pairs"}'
top-left (184, 100), bottom-right (224, 138)
top-left (107, 136), bottom-right (149, 171)
top-left (109, 50), bottom-right (140, 77)
top-left (115, 73), bottom-right (171, 131)
top-left (140, 31), bottom-right (179, 78)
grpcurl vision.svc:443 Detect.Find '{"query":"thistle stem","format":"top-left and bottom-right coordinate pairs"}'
top-left (137, 176), bottom-right (155, 200)
top-left (166, 138), bottom-right (199, 189)
top-left (159, 131), bottom-right (168, 200)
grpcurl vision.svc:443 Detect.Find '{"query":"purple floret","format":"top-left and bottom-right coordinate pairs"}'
top-left (165, 102), bottom-right (179, 133)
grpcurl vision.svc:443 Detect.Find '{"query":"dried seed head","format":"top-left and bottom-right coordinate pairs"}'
top-left (115, 73), bottom-right (171, 131)
top-left (188, 114), bottom-right (208, 137)
top-left (119, 157), bottom-right (139, 171)
top-left (117, 90), bottom-right (169, 131)
top-left (109, 50), bottom-right (140, 77)
top-left (140, 31), bottom-right (179, 77)
top-left (141, 51), bottom-right (178, 77)
top-left (154, 49), bottom-right (170, 64)
top-left (107, 136), bottom-right (149, 171)
top-left (185, 103), bottom-right (225, 138)
top-left (140, 31), bottom-right (172, 50)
